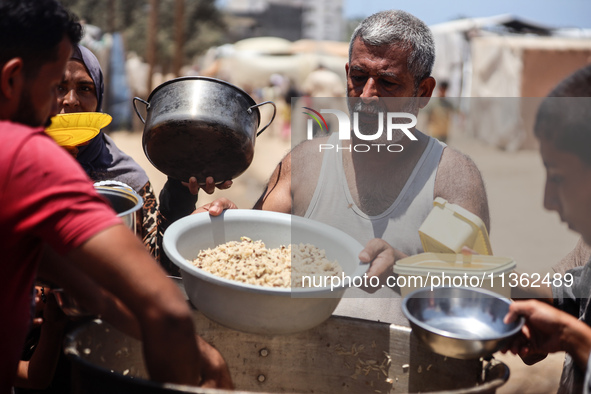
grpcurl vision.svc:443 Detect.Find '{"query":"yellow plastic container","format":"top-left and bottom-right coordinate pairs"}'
top-left (419, 197), bottom-right (492, 255)
top-left (393, 252), bottom-right (515, 298)
top-left (45, 112), bottom-right (112, 147)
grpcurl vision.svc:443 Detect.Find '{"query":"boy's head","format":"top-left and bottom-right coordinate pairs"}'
top-left (535, 64), bottom-right (591, 243)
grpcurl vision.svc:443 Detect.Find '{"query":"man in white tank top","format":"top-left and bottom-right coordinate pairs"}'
top-left (206, 10), bottom-right (490, 325)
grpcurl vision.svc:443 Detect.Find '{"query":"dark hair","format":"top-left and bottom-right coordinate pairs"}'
top-left (534, 64), bottom-right (591, 165)
top-left (349, 10), bottom-right (435, 88)
top-left (0, 0), bottom-right (82, 77)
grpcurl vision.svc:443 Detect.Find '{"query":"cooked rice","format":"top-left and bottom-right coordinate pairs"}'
top-left (190, 236), bottom-right (342, 288)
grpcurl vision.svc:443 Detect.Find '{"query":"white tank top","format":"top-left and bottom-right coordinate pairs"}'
top-left (304, 133), bottom-right (445, 325)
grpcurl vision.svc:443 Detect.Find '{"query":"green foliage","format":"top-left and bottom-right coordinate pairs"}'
top-left (60, 0), bottom-right (227, 72)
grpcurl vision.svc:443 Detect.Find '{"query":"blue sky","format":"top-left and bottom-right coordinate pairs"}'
top-left (344, 0), bottom-right (591, 29)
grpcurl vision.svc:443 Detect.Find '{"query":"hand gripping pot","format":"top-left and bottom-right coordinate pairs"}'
top-left (133, 76), bottom-right (276, 185)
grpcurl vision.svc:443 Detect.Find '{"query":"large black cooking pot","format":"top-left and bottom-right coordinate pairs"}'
top-left (133, 76), bottom-right (276, 184)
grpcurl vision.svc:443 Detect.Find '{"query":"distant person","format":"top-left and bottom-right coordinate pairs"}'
top-left (302, 64), bottom-right (346, 98)
top-left (280, 78), bottom-right (300, 140)
top-left (504, 64), bottom-right (591, 394)
top-left (0, 0), bottom-right (232, 391)
top-left (301, 64), bottom-right (347, 137)
top-left (426, 80), bottom-right (454, 143)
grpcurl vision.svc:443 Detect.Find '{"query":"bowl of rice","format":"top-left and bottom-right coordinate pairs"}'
top-left (163, 209), bottom-right (366, 335)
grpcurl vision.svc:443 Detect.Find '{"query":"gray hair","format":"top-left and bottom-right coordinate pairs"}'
top-left (349, 10), bottom-right (435, 86)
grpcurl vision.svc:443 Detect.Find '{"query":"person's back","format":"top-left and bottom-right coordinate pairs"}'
top-left (0, 120), bottom-right (121, 388)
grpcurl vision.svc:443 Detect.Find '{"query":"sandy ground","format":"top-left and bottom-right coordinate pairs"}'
top-left (109, 125), bottom-right (578, 393)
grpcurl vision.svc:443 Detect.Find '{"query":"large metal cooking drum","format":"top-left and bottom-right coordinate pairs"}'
top-left (133, 76), bottom-right (276, 184)
top-left (64, 311), bottom-right (509, 394)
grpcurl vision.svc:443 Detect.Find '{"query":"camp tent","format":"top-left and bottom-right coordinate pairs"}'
top-left (430, 15), bottom-right (591, 150)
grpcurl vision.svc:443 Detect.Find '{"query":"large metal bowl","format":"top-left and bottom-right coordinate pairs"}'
top-left (94, 184), bottom-right (143, 234)
top-left (402, 286), bottom-right (525, 359)
top-left (163, 209), bottom-right (366, 335)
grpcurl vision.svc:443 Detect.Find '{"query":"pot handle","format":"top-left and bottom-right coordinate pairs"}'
top-left (133, 97), bottom-right (150, 124)
top-left (248, 101), bottom-right (277, 137)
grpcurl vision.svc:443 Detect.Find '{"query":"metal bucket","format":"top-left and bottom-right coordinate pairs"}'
top-left (95, 185), bottom-right (143, 234)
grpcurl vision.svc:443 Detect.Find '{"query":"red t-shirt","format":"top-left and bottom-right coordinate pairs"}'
top-left (0, 121), bottom-right (121, 392)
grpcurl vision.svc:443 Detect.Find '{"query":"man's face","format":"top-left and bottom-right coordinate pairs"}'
top-left (540, 138), bottom-right (591, 244)
top-left (13, 37), bottom-right (72, 128)
top-left (345, 38), bottom-right (433, 142)
top-left (58, 59), bottom-right (98, 113)
top-left (346, 38), bottom-right (418, 100)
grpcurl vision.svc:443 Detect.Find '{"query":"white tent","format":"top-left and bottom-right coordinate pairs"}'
top-left (430, 15), bottom-right (591, 150)
top-left (199, 38), bottom-right (348, 94)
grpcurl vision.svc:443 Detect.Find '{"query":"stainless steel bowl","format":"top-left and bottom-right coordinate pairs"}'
top-left (95, 185), bottom-right (143, 234)
top-left (402, 286), bottom-right (525, 359)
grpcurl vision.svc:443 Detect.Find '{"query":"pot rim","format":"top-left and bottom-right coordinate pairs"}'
top-left (95, 186), bottom-right (144, 219)
top-left (146, 76), bottom-right (259, 121)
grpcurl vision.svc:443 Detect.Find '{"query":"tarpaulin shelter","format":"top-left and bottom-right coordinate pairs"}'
top-left (430, 15), bottom-right (591, 149)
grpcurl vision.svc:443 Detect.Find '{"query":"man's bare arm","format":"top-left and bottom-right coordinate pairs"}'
top-left (47, 224), bottom-right (232, 388)
top-left (37, 245), bottom-right (137, 335)
top-left (254, 152), bottom-right (292, 213)
top-left (254, 139), bottom-right (325, 215)
top-left (434, 147), bottom-right (491, 232)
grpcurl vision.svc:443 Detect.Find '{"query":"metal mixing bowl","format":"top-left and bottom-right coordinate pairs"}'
top-left (163, 209), bottom-right (366, 335)
top-left (95, 184), bottom-right (143, 234)
top-left (402, 286), bottom-right (525, 359)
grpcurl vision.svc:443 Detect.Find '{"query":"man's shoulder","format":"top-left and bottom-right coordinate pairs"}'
top-left (435, 145), bottom-right (484, 189)
top-left (0, 121), bottom-right (49, 163)
top-left (288, 136), bottom-right (331, 200)
top-left (434, 143), bottom-right (490, 230)
top-left (0, 120), bottom-right (43, 142)
top-left (437, 145), bottom-right (480, 173)
top-left (287, 136), bottom-right (332, 167)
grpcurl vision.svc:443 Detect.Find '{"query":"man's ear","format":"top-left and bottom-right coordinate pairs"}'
top-left (345, 62), bottom-right (349, 77)
top-left (418, 76), bottom-right (436, 109)
top-left (0, 58), bottom-right (24, 100)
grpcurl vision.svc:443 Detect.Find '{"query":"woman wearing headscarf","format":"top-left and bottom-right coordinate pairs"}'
top-left (56, 45), bottom-right (227, 273)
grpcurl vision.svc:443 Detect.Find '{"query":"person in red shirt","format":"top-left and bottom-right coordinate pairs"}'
top-left (0, 0), bottom-right (232, 392)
